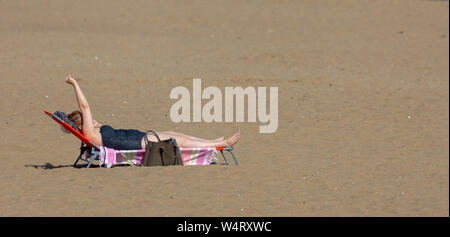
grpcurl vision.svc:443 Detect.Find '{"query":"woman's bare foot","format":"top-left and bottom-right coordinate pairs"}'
top-left (225, 131), bottom-right (240, 147)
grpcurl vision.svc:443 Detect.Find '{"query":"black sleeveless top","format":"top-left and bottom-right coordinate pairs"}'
top-left (100, 125), bottom-right (146, 150)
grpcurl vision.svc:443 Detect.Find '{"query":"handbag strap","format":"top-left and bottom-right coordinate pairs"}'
top-left (144, 130), bottom-right (161, 143)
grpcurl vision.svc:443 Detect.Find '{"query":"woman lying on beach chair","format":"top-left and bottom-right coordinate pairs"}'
top-left (64, 75), bottom-right (241, 152)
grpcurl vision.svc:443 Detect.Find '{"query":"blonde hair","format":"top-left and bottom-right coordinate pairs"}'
top-left (67, 110), bottom-right (83, 126)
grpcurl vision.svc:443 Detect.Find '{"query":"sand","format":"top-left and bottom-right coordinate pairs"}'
top-left (0, 0), bottom-right (448, 217)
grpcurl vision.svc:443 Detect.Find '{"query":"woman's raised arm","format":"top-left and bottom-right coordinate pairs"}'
top-left (65, 75), bottom-right (95, 137)
top-left (65, 75), bottom-right (89, 110)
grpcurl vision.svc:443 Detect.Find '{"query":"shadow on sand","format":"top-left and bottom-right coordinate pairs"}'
top-left (24, 163), bottom-right (95, 169)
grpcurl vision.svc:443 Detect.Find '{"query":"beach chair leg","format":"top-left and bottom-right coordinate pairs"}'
top-left (219, 148), bottom-right (239, 165)
top-left (86, 148), bottom-right (101, 168)
top-left (74, 143), bottom-right (88, 167)
top-left (86, 157), bottom-right (94, 168)
top-left (219, 150), bottom-right (229, 165)
top-left (73, 156), bottom-right (82, 167)
top-left (227, 149), bottom-right (239, 166)
top-left (73, 156), bottom-right (81, 167)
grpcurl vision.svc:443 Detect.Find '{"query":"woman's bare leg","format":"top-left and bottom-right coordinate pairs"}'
top-left (213, 136), bottom-right (225, 141)
top-left (144, 131), bottom-right (240, 148)
top-left (160, 131), bottom-right (224, 142)
top-left (181, 131), bottom-right (239, 148)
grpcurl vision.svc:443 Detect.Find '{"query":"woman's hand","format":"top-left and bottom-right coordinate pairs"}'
top-left (65, 75), bottom-right (78, 86)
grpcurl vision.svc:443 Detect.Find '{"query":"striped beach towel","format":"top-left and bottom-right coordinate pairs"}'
top-left (98, 147), bottom-right (146, 168)
top-left (179, 147), bottom-right (218, 166)
top-left (87, 147), bottom-right (218, 168)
